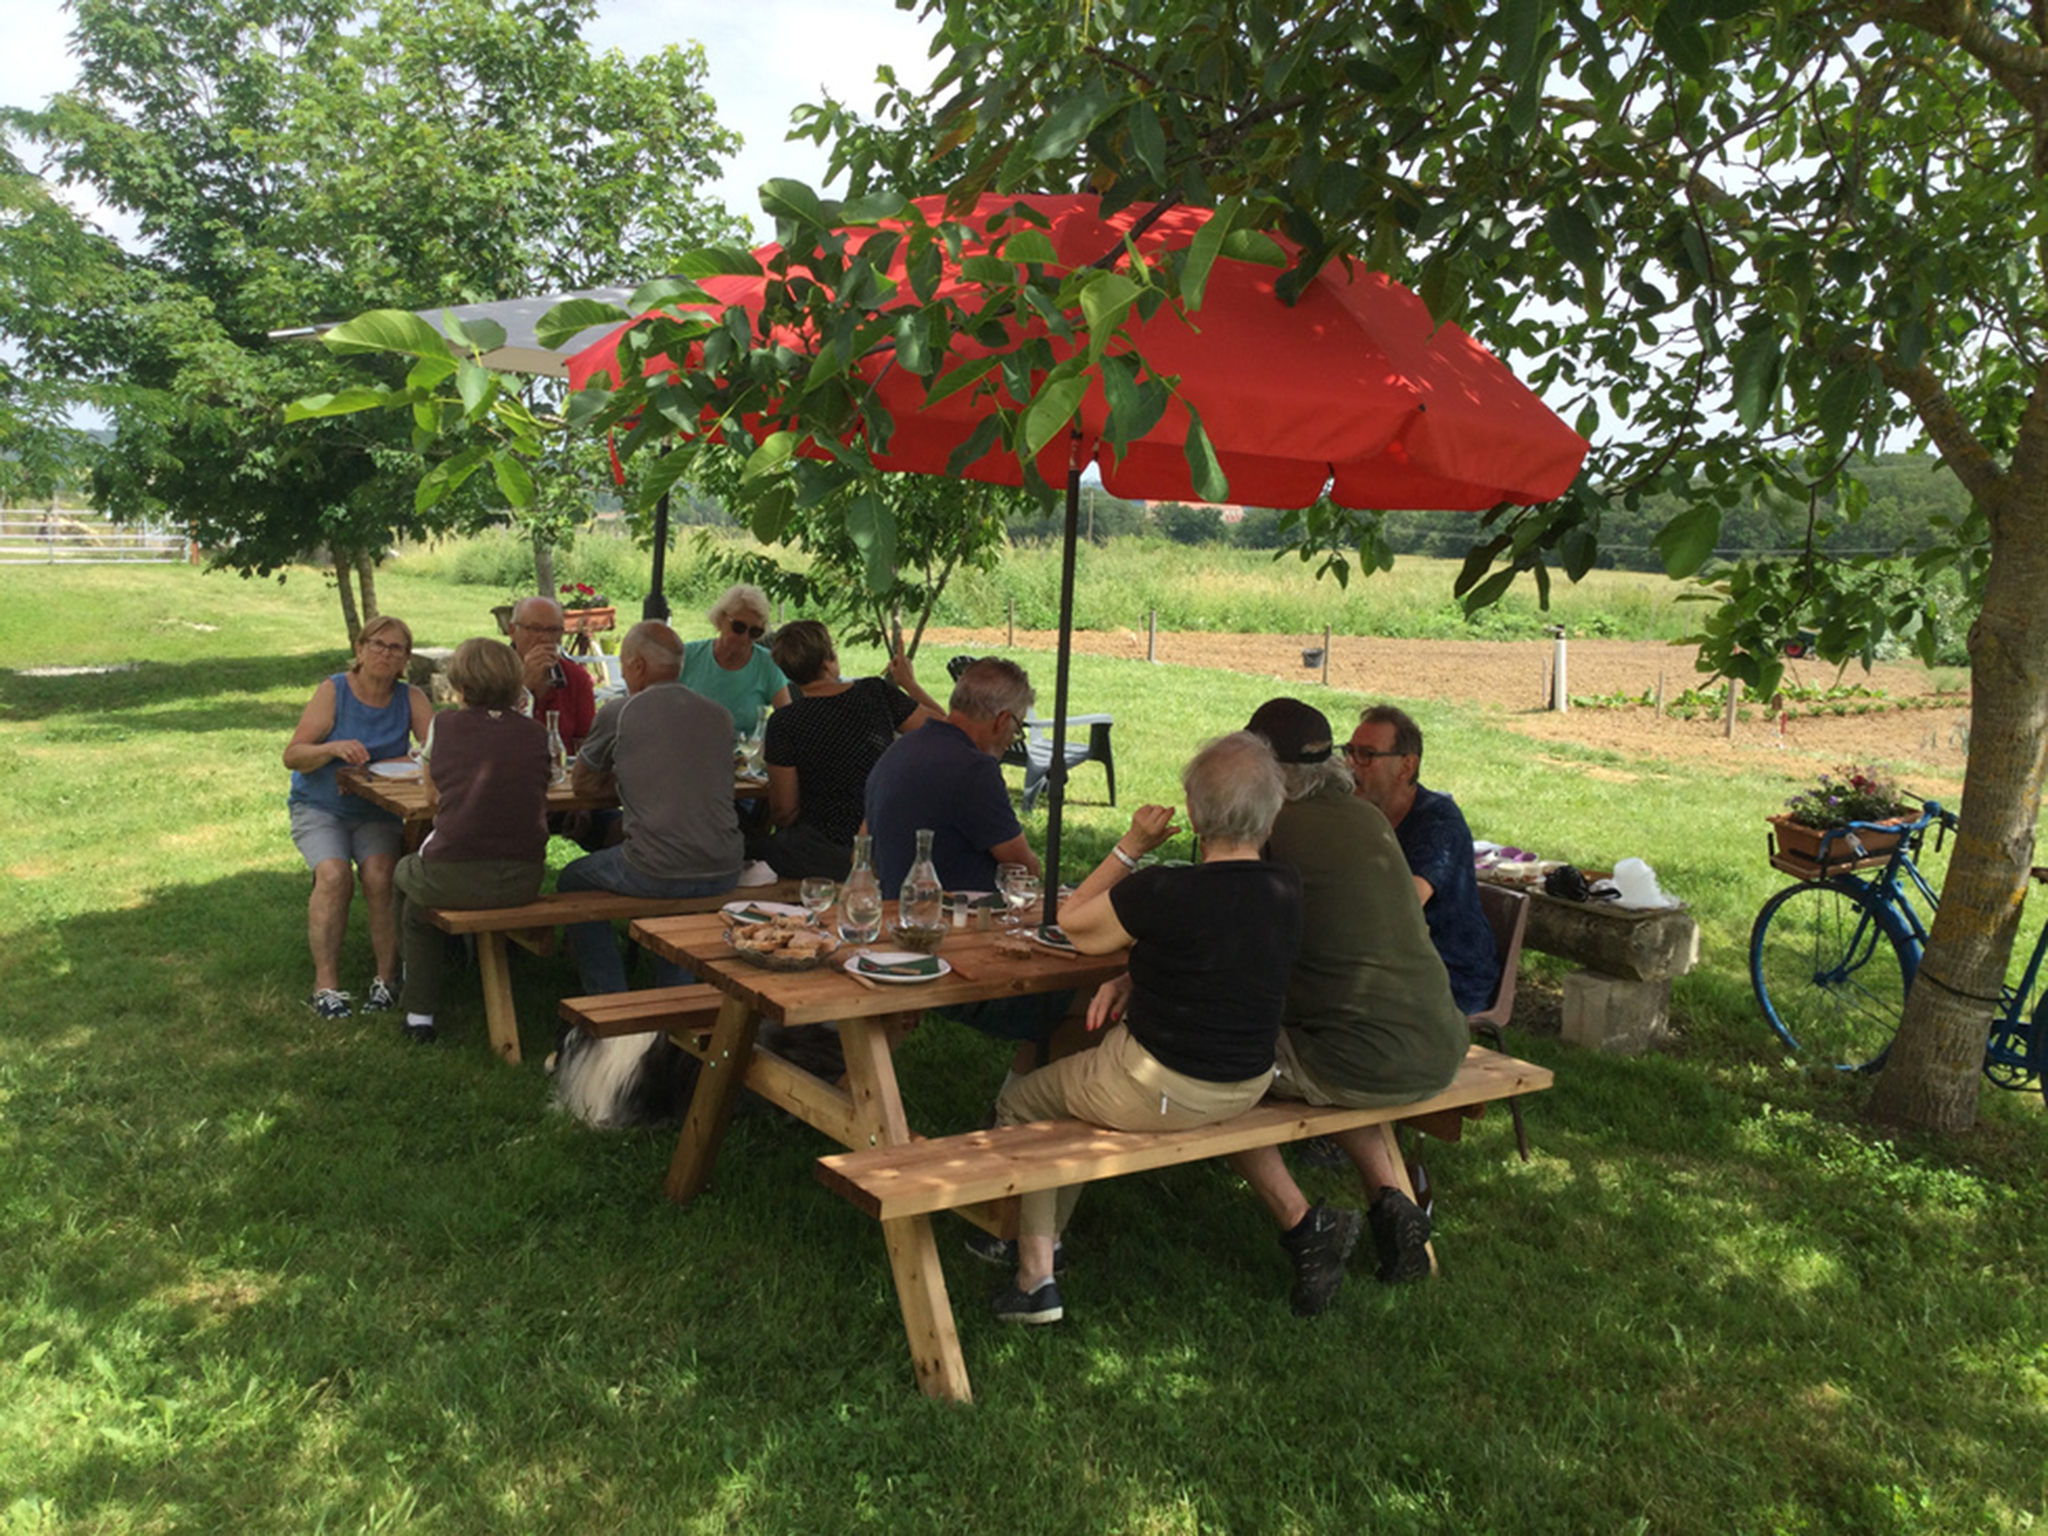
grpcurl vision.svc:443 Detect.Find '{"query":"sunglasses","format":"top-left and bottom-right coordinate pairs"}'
top-left (729, 619), bottom-right (767, 639)
top-left (1342, 745), bottom-right (1405, 762)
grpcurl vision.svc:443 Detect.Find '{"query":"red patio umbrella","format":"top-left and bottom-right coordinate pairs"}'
top-left (566, 194), bottom-right (1589, 902)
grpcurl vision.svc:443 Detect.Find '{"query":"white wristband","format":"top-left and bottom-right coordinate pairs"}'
top-left (1110, 844), bottom-right (1139, 870)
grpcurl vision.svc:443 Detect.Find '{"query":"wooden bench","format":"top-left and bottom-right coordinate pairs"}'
top-left (559, 983), bottom-right (728, 1039)
top-left (815, 1044), bottom-right (1552, 1401)
top-left (428, 880), bottom-right (799, 1064)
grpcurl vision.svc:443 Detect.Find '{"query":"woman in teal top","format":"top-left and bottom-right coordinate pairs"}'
top-left (679, 582), bottom-right (791, 736)
top-left (283, 614), bottom-right (434, 1020)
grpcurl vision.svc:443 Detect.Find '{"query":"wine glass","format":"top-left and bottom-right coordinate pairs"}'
top-left (800, 877), bottom-right (836, 928)
top-left (995, 863), bottom-right (1027, 929)
top-left (1002, 866), bottom-right (1042, 933)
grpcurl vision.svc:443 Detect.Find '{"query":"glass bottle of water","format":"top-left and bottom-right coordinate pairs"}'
top-left (895, 828), bottom-right (945, 951)
top-left (544, 709), bottom-right (569, 785)
top-left (839, 833), bottom-right (883, 945)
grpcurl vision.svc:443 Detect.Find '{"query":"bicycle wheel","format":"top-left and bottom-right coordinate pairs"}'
top-left (1751, 880), bottom-right (1917, 1070)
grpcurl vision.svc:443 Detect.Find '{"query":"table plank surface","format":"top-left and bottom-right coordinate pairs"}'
top-left (339, 765), bottom-right (767, 826)
top-left (631, 911), bottom-right (1128, 1028)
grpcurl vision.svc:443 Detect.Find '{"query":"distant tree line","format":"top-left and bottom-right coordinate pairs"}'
top-left (1001, 452), bottom-right (1967, 569)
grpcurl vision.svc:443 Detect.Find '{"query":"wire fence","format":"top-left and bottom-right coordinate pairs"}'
top-left (0, 511), bottom-right (189, 565)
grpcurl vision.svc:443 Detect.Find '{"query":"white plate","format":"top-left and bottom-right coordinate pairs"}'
top-left (720, 900), bottom-right (808, 925)
top-left (1028, 925), bottom-right (1078, 953)
top-left (368, 760), bottom-right (421, 780)
top-left (844, 950), bottom-right (953, 984)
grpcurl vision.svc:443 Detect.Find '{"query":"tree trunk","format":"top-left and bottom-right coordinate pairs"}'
top-left (332, 548), bottom-right (363, 646)
top-left (356, 552), bottom-right (379, 622)
top-left (1868, 465), bottom-right (2048, 1131)
top-left (533, 532), bottom-right (555, 599)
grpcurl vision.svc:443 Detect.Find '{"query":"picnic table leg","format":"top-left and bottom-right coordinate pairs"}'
top-left (1374, 1122), bottom-right (1441, 1278)
top-left (840, 1014), bottom-right (973, 1404)
top-left (476, 933), bottom-right (522, 1065)
top-left (663, 994), bottom-right (759, 1205)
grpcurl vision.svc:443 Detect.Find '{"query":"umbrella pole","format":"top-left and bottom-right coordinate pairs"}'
top-left (644, 479), bottom-right (672, 624)
top-left (1043, 440), bottom-right (1083, 925)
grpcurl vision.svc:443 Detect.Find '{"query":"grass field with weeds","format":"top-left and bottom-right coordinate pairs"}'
top-left (1, 560), bottom-right (2044, 1533)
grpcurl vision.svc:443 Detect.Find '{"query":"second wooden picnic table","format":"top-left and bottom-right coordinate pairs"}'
top-left (631, 907), bottom-right (1127, 1400)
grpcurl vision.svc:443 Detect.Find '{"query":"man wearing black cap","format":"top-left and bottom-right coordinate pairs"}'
top-left (1234, 697), bottom-right (1470, 1315)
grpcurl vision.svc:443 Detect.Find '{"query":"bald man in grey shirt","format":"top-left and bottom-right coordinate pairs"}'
top-left (559, 621), bottom-right (742, 992)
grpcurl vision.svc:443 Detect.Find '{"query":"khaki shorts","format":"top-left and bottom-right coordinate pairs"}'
top-left (996, 1022), bottom-right (1271, 1132)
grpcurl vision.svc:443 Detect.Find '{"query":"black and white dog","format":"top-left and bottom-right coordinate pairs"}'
top-left (547, 1027), bottom-right (699, 1128)
top-left (548, 1021), bottom-right (845, 1127)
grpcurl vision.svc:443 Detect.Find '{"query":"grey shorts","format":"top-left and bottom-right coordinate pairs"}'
top-left (289, 802), bottom-right (403, 870)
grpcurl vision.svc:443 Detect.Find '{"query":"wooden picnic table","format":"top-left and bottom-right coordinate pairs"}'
top-left (338, 763), bottom-right (770, 846)
top-left (631, 907), bottom-right (1126, 1401)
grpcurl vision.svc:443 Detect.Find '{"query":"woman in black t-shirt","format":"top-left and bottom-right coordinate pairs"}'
top-left (986, 731), bottom-right (1304, 1325)
top-left (750, 621), bottom-right (944, 878)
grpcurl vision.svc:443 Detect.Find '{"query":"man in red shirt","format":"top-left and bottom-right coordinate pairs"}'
top-left (509, 595), bottom-right (595, 752)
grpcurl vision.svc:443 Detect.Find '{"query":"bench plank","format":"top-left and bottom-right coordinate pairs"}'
top-left (431, 882), bottom-right (798, 1065)
top-left (817, 1046), bottom-right (1552, 1221)
top-left (560, 984), bottom-right (726, 1039)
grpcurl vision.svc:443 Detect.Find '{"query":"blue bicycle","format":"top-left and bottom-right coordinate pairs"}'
top-left (1749, 800), bottom-right (2048, 1097)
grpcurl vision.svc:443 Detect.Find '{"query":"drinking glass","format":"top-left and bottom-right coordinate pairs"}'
top-left (800, 878), bottom-right (836, 927)
top-left (1002, 866), bottom-right (1042, 932)
top-left (838, 884), bottom-right (883, 946)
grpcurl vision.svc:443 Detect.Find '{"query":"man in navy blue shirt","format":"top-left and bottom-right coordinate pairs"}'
top-left (864, 656), bottom-right (1041, 891)
top-left (864, 657), bottom-right (1063, 1059)
top-left (1345, 705), bottom-right (1498, 1015)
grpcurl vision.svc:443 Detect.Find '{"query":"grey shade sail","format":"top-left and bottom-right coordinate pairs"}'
top-left (271, 287), bottom-right (637, 377)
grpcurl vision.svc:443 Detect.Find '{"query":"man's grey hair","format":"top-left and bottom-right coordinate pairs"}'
top-left (621, 620), bottom-right (684, 676)
top-left (1182, 731), bottom-right (1285, 848)
top-left (948, 657), bottom-right (1034, 722)
top-left (1359, 703), bottom-right (1424, 775)
top-left (1279, 757), bottom-right (1356, 803)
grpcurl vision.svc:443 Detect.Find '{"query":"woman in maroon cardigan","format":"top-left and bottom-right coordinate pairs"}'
top-left (390, 638), bottom-right (552, 1044)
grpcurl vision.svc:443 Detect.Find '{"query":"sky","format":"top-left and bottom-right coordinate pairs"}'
top-left (0, 0), bottom-right (941, 243)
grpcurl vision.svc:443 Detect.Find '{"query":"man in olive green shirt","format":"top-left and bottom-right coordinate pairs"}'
top-left (1233, 698), bottom-right (1470, 1316)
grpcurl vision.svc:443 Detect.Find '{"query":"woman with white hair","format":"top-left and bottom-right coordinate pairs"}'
top-left (983, 731), bottom-right (1305, 1326)
top-left (680, 582), bottom-right (791, 731)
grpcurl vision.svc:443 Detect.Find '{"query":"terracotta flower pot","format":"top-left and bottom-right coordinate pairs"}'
top-left (1767, 813), bottom-right (1909, 877)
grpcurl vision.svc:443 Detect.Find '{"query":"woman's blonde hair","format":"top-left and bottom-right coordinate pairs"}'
top-left (348, 614), bottom-right (414, 675)
top-left (706, 582), bottom-right (772, 633)
top-left (448, 636), bottom-right (524, 710)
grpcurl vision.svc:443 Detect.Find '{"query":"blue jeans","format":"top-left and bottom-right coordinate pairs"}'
top-left (557, 847), bottom-right (736, 994)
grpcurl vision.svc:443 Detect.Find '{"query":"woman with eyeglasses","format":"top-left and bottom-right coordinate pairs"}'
top-left (679, 582), bottom-right (792, 734)
top-left (282, 614), bottom-right (435, 1021)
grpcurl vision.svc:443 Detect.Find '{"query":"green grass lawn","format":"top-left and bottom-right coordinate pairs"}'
top-left (2, 561), bottom-right (2044, 1533)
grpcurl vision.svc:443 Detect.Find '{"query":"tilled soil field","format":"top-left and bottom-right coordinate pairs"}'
top-left (919, 626), bottom-right (1972, 794)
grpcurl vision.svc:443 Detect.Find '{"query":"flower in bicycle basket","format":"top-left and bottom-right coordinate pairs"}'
top-left (558, 581), bottom-right (607, 610)
top-left (1781, 762), bottom-right (1912, 828)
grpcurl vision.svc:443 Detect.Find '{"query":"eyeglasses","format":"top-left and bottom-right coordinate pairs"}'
top-left (362, 639), bottom-right (410, 656)
top-left (729, 619), bottom-right (767, 639)
top-left (514, 621), bottom-right (565, 638)
top-left (1342, 744), bottom-right (1405, 762)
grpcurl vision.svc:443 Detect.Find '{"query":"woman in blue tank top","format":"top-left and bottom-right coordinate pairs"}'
top-left (283, 614), bottom-right (434, 1019)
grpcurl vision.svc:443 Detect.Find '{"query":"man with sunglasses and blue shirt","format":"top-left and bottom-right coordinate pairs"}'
top-left (1345, 704), bottom-right (1497, 1014)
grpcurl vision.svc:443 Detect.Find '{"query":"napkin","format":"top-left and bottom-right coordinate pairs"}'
top-left (857, 955), bottom-right (944, 979)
